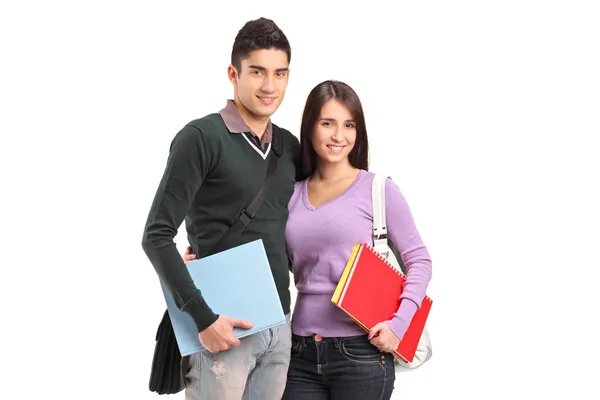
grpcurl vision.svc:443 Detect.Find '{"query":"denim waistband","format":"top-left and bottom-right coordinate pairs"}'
top-left (291, 333), bottom-right (369, 346)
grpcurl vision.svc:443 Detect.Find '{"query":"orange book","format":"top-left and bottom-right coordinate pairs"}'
top-left (331, 243), bottom-right (432, 363)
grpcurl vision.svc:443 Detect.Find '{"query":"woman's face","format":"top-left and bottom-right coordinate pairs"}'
top-left (311, 99), bottom-right (357, 166)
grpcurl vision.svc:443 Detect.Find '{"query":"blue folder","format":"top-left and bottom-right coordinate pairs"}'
top-left (160, 239), bottom-right (286, 356)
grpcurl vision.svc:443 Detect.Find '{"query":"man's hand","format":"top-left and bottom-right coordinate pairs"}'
top-left (199, 316), bottom-right (254, 353)
top-left (182, 246), bottom-right (197, 264)
top-left (368, 322), bottom-right (401, 353)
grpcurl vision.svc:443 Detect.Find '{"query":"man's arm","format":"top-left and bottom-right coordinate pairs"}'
top-left (141, 124), bottom-right (218, 333)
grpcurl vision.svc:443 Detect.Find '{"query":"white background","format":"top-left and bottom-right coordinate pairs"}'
top-left (1, 1), bottom-right (599, 399)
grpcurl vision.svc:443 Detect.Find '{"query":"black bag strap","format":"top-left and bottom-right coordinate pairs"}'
top-left (209, 125), bottom-right (283, 252)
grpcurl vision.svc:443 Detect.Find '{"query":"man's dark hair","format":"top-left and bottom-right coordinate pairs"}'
top-left (231, 18), bottom-right (291, 72)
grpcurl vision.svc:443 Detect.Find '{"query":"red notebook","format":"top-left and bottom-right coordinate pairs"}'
top-left (331, 243), bottom-right (432, 363)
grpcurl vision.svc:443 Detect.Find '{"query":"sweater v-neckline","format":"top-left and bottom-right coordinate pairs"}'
top-left (302, 170), bottom-right (364, 211)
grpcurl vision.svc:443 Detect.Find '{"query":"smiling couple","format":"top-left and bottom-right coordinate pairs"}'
top-left (142, 17), bottom-right (432, 400)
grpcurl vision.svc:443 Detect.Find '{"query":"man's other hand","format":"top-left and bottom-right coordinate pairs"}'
top-left (199, 316), bottom-right (254, 353)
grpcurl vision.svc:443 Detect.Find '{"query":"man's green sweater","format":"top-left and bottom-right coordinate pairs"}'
top-left (142, 112), bottom-right (299, 332)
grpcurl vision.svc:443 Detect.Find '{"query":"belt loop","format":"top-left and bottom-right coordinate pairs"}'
top-left (332, 337), bottom-right (340, 348)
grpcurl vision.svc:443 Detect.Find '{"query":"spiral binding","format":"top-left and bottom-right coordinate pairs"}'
top-left (364, 242), bottom-right (403, 277)
top-left (363, 242), bottom-right (432, 304)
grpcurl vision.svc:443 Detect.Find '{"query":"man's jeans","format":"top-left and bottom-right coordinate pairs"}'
top-left (183, 315), bottom-right (291, 400)
top-left (282, 333), bottom-right (395, 400)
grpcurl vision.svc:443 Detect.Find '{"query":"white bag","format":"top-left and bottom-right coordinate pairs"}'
top-left (371, 174), bottom-right (433, 373)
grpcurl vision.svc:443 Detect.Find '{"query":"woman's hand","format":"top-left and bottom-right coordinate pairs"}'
top-left (182, 245), bottom-right (197, 264)
top-left (368, 322), bottom-right (401, 353)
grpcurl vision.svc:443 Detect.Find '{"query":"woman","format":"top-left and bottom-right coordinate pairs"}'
top-left (184, 80), bottom-right (432, 399)
top-left (281, 80), bottom-right (432, 399)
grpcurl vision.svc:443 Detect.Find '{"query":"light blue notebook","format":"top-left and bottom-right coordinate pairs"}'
top-left (159, 239), bottom-right (286, 356)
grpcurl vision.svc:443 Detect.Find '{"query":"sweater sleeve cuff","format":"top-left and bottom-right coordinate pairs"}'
top-left (181, 296), bottom-right (219, 333)
top-left (386, 299), bottom-right (419, 341)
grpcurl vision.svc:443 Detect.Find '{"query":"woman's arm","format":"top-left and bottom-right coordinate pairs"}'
top-left (383, 177), bottom-right (433, 340)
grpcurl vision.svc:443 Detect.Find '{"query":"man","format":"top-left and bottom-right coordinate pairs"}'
top-left (141, 17), bottom-right (299, 400)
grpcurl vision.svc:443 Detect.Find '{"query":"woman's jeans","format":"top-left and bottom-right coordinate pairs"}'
top-left (282, 333), bottom-right (395, 400)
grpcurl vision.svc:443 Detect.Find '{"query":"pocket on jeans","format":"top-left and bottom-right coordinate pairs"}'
top-left (340, 338), bottom-right (383, 363)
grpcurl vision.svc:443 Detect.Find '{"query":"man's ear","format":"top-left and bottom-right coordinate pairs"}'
top-left (227, 64), bottom-right (238, 83)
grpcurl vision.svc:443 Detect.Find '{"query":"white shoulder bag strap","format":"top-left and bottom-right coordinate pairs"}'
top-left (371, 174), bottom-right (433, 372)
top-left (372, 174), bottom-right (402, 272)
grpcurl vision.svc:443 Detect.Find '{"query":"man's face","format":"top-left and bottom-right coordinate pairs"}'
top-left (229, 48), bottom-right (290, 119)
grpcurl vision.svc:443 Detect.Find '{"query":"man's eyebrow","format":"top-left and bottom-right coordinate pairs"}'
top-left (248, 65), bottom-right (289, 72)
